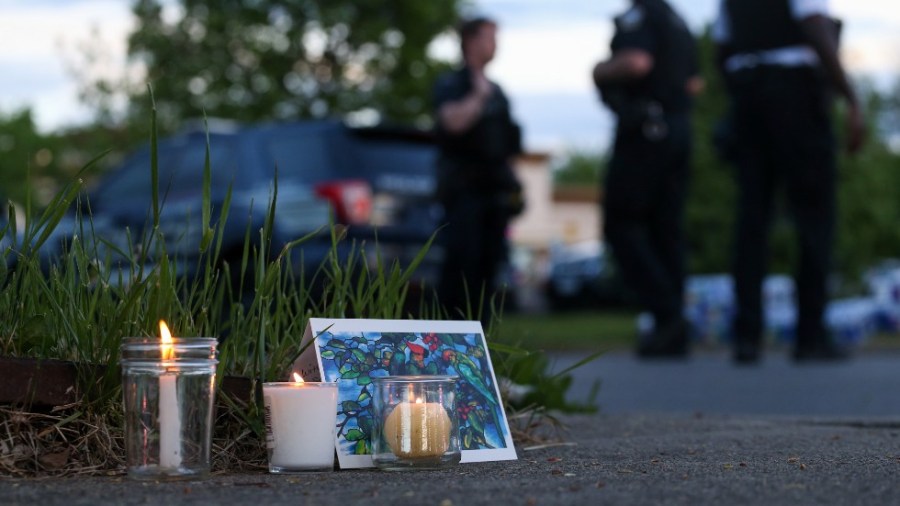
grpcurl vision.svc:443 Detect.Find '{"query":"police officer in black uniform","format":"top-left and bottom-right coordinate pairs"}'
top-left (593, 0), bottom-right (700, 358)
top-left (714, 0), bottom-right (865, 363)
top-left (433, 16), bottom-right (523, 320)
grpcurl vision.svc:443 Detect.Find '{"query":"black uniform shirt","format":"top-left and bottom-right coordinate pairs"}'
top-left (432, 66), bottom-right (521, 168)
top-left (610, 0), bottom-right (697, 114)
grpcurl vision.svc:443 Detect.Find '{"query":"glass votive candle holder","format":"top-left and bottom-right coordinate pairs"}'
top-left (263, 379), bottom-right (338, 473)
top-left (371, 375), bottom-right (460, 470)
top-left (120, 337), bottom-right (218, 481)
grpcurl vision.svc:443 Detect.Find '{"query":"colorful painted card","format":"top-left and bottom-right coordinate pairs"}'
top-left (293, 318), bottom-right (518, 469)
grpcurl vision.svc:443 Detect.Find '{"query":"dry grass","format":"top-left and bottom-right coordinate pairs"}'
top-left (506, 407), bottom-right (570, 449)
top-left (1, 399), bottom-right (566, 477)
top-left (209, 395), bottom-right (267, 473)
top-left (0, 404), bottom-right (125, 477)
top-left (0, 400), bottom-right (268, 478)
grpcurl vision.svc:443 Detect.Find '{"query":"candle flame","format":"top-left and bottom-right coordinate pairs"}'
top-left (415, 397), bottom-right (424, 404)
top-left (292, 372), bottom-right (305, 384)
top-left (159, 320), bottom-right (175, 361)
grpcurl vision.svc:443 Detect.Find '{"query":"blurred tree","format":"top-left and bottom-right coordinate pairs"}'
top-left (833, 87), bottom-right (900, 282)
top-left (0, 108), bottom-right (67, 208)
top-left (81, 0), bottom-right (462, 133)
top-left (552, 151), bottom-right (603, 186)
top-left (879, 78), bottom-right (900, 147)
top-left (683, 29), bottom-right (735, 275)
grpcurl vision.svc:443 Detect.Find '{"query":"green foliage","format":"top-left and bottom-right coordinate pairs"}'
top-left (98, 0), bottom-right (462, 133)
top-left (496, 311), bottom-right (638, 351)
top-left (684, 29), bottom-right (735, 274)
top-left (834, 119), bottom-right (900, 280)
top-left (0, 107), bottom-right (149, 219)
top-left (0, 109), bottom-right (66, 207)
top-left (552, 151), bottom-right (604, 186)
top-left (491, 343), bottom-right (599, 414)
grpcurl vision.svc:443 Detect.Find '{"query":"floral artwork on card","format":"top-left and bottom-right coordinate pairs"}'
top-left (293, 318), bottom-right (518, 468)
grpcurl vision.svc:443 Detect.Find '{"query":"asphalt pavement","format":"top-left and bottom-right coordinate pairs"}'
top-left (552, 348), bottom-right (900, 417)
top-left (4, 348), bottom-right (900, 504)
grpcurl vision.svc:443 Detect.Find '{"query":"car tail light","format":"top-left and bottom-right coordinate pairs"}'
top-left (314, 179), bottom-right (373, 225)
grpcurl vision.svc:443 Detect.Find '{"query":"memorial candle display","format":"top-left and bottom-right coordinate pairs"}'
top-left (263, 374), bottom-right (339, 472)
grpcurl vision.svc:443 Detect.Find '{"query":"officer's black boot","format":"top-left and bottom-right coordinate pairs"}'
top-left (793, 336), bottom-right (850, 363)
top-left (637, 317), bottom-right (689, 359)
top-left (732, 336), bottom-right (762, 365)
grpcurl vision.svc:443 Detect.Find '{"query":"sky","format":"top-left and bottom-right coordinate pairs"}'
top-left (1, 0), bottom-right (899, 153)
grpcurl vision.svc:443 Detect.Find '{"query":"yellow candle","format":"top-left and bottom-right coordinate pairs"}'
top-left (383, 399), bottom-right (451, 459)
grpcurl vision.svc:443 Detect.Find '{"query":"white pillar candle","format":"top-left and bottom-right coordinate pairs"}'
top-left (263, 377), bottom-right (338, 472)
top-left (158, 373), bottom-right (181, 468)
top-left (158, 321), bottom-right (182, 469)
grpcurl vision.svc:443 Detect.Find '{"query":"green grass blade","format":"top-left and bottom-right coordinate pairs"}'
top-left (148, 84), bottom-right (160, 228)
top-left (549, 349), bottom-right (606, 380)
top-left (200, 114), bottom-right (214, 251)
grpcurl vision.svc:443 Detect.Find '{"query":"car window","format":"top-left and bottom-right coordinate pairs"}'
top-left (354, 141), bottom-right (436, 196)
top-left (93, 149), bottom-right (179, 208)
top-left (355, 142), bottom-right (435, 174)
top-left (266, 131), bottom-right (336, 183)
top-left (94, 137), bottom-right (238, 209)
top-left (168, 139), bottom-right (240, 198)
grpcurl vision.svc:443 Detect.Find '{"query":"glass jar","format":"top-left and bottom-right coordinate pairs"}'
top-left (371, 375), bottom-right (460, 470)
top-left (120, 337), bottom-right (218, 480)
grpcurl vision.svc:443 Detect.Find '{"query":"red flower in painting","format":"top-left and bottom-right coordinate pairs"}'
top-left (422, 333), bottom-right (440, 351)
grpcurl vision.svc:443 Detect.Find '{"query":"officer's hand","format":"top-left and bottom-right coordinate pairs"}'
top-left (845, 102), bottom-right (865, 155)
top-left (471, 71), bottom-right (493, 100)
top-left (685, 76), bottom-right (705, 96)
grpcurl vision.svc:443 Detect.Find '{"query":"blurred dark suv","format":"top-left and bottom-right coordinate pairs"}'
top-left (59, 119), bottom-right (444, 292)
top-left (543, 240), bottom-right (632, 310)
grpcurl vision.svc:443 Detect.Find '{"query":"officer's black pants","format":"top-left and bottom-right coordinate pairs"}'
top-left (603, 113), bottom-right (691, 328)
top-left (438, 192), bottom-right (509, 320)
top-left (729, 66), bottom-right (836, 351)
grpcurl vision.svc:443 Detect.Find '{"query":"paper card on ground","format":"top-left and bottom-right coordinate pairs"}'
top-left (293, 318), bottom-right (518, 469)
